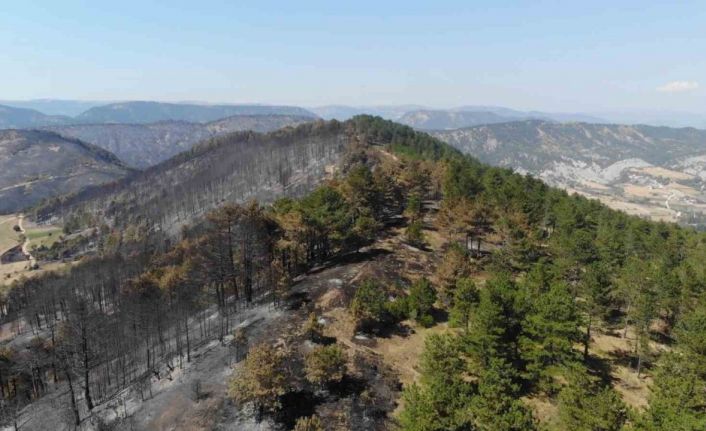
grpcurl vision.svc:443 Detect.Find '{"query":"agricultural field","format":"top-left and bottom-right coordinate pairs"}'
top-left (0, 214), bottom-right (21, 255)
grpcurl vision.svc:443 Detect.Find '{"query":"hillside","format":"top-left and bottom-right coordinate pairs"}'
top-left (398, 109), bottom-right (519, 129)
top-left (0, 130), bottom-right (131, 213)
top-left (0, 104), bottom-right (70, 129)
top-left (35, 120), bottom-right (350, 233)
top-left (4, 117), bottom-right (706, 431)
top-left (75, 101), bottom-right (318, 124)
top-left (46, 114), bottom-right (314, 168)
top-left (310, 105), bottom-right (607, 125)
top-left (310, 104), bottom-right (427, 121)
top-left (433, 120), bottom-right (706, 225)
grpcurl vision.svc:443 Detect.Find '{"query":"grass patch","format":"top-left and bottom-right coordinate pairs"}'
top-left (25, 227), bottom-right (63, 249)
top-left (0, 215), bottom-right (21, 254)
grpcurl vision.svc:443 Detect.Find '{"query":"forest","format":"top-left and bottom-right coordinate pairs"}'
top-left (1, 116), bottom-right (706, 430)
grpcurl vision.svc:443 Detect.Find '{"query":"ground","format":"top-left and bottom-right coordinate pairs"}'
top-left (566, 165), bottom-right (706, 225)
top-left (0, 214), bottom-right (68, 290)
top-left (2, 202), bottom-right (669, 430)
top-left (0, 215), bottom-right (21, 254)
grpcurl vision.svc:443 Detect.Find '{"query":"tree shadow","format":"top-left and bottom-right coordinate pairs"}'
top-left (430, 308), bottom-right (449, 324)
top-left (311, 333), bottom-right (338, 346)
top-left (276, 390), bottom-right (321, 429)
top-left (328, 375), bottom-right (368, 398)
top-left (650, 330), bottom-right (675, 347)
top-left (284, 291), bottom-right (310, 310)
top-left (375, 321), bottom-right (414, 339)
top-left (584, 353), bottom-right (616, 387)
top-left (304, 248), bottom-right (393, 276)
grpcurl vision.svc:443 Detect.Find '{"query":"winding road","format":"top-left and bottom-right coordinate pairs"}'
top-left (17, 214), bottom-right (36, 268)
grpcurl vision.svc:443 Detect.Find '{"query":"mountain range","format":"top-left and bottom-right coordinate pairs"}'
top-left (0, 99), bottom-right (105, 116)
top-left (0, 105), bottom-right (71, 129)
top-left (75, 101), bottom-right (317, 124)
top-left (35, 120), bottom-right (348, 234)
top-left (432, 120), bottom-right (706, 224)
top-left (4, 99), bottom-right (706, 129)
top-left (0, 101), bottom-right (318, 129)
top-left (45, 114), bottom-right (315, 168)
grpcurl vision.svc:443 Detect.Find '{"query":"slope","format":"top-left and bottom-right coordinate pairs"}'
top-left (398, 109), bottom-right (521, 130)
top-left (46, 114), bottom-right (315, 168)
top-left (0, 130), bottom-right (132, 213)
top-left (433, 120), bottom-right (706, 224)
top-left (0, 104), bottom-right (70, 129)
top-left (35, 120), bottom-right (350, 233)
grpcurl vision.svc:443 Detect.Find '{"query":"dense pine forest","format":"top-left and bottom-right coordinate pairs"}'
top-left (2, 116), bottom-right (706, 430)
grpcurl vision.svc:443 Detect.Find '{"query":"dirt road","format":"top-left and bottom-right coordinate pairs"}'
top-left (17, 214), bottom-right (36, 268)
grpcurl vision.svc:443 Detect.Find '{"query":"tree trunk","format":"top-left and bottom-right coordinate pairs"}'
top-left (65, 368), bottom-right (80, 426)
top-left (82, 329), bottom-right (94, 411)
top-left (583, 316), bottom-right (591, 361)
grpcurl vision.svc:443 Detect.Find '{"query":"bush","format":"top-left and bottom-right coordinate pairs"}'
top-left (407, 278), bottom-right (437, 325)
top-left (385, 296), bottom-right (410, 321)
top-left (417, 314), bottom-right (435, 328)
top-left (227, 343), bottom-right (289, 413)
top-left (302, 312), bottom-right (323, 342)
top-left (293, 415), bottom-right (324, 431)
top-left (351, 280), bottom-right (388, 327)
top-left (305, 344), bottom-right (347, 387)
top-left (405, 220), bottom-right (426, 247)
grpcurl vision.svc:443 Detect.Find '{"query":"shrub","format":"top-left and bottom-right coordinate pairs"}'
top-left (293, 415), bottom-right (324, 431)
top-left (405, 220), bottom-right (426, 247)
top-left (407, 278), bottom-right (437, 326)
top-left (305, 344), bottom-right (347, 387)
top-left (350, 280), bottom-right (388, 328)
top-left (227, 343), bottom-right (289, 413)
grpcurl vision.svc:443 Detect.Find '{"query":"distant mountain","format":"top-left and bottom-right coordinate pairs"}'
top-left (0, 99), bottom-right (105, 117)
top-left (398, 110), bottom-right (520, 130)
top-left (0, 104), bottom-right (70, 129)
top-left (594, 110), bottom-right (706, 129)
top-left (311, 104), bottom-right (607, 125)
top-left (0, 130), bottom-right (131, 213)
top-left (36, 120), bottom-right (349, 233)
top-left (432, 120), bottom-right (706, 224)
top-left (76, 101), bottom-right (318, 124)
top-left (46, 114), bottom-right (314, 168)
top-left (432, 120), bottom-right (706, 173)
top-left (452, 106), bottom-right (607, 124)
top-left (205, 114), bottom-right (314, 134)
top-left (310, 105), bottom-right (427, 121)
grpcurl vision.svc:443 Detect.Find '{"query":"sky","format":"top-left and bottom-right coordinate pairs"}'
top-left (1, 0), bottom-right (704, 113)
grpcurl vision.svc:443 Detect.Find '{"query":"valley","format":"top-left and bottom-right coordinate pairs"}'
top-left (0, 130), bottom-right (132, 213)
top-left (5, 3), bottom-right (706, 430)
top-left (0, 213), bottom-right (67, 289)
top-left (0, 117), bottom-right (703, 431)
top-left (432, 120), bottom-right (706, 227)
top-left (45, 114), bottom-right (316, 168)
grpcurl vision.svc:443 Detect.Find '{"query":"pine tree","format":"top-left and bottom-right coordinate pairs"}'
top-left (470, 358), bottom-right (536, 431)
top-left (305, 344), bottom-right (347, 388)
top-left (399, 333), bottom-right (474, 431)
top-left (557, 365), bottom-right (627, 431)
top-left (520, 282), bottom-right (581, 386)
top-left (407, 278), bottom-right (437, 327)
top-left (228, 343), bottom-right (290, 416)
top-left (449, 277), bottom-right (479, 333)
top-left (350, 279), bottom-right (388, 331)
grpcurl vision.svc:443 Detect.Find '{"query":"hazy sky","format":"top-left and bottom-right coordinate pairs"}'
top-left (2, 0), bottom-right (704, 112)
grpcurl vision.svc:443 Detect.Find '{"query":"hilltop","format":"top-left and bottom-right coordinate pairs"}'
top-left (46, 114), bottom-right (315, 168)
